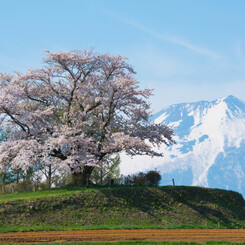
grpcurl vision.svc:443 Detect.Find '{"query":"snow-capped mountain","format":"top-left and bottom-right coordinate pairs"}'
top-left (120, 95), bottom-right (245, 196)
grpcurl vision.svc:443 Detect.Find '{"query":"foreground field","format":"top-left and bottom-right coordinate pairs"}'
top-left (0, 186), bottom-right (245, 232)
top-left (1, 229), bottom-right (245, 243)
top-left (9, 242), bottom-right (245, 245)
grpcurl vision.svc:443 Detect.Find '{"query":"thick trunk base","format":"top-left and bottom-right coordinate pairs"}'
top-left (72, 166), bottom-right (94, 186)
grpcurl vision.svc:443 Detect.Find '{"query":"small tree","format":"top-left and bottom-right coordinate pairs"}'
top-left (123, 175), bottom-right (134, 186)
top-left (132, 172), bottom-right (145, 186)
top-left (39, 158), bottom-right (68, 188)
top-left (0, 171), bottom-right (15, 184)
top-left (52, 170), bottom-right (72, 188)
top-left (90, 154), bottom-right (121, 185)
top-left (146, 170), bottom-right (161, 186)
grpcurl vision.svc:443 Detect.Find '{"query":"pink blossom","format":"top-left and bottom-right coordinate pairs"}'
top-left (0, 49), bottom-right (174, 177)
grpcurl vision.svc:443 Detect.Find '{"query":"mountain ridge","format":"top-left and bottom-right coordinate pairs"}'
top-left (121, 95), bottom-right (245, 197)
top-left (153, 95), bottom-right (245, 195)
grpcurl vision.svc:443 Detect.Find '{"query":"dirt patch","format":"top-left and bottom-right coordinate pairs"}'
top-left (0, 229), bottom-right (245, 243)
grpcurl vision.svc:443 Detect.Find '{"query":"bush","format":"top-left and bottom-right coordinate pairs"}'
top-left (15, 180), bottom-right (34, 192)
top-left (122, 170), bottom-right (161, 186)
top-left (37, 182), bottom-right (50, 190)
top-left (146, 170), bottom-right (161, 186)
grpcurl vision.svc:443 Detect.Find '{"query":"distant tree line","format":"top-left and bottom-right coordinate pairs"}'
top-left (0, 153), bottom-right (162, 193)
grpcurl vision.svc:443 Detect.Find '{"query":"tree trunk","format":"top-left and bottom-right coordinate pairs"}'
top-left (2, 173), bottom-right (6, 184)
top-left (72, 172), bottom-right (83, 186)
top-left (100, 163), bottom-right (103, 186)
top-left (16, 170), bottom-right (20, 184)
top-left (72, 166), bottom-right (94, 186)
top-left (47, 164), bottom-right (52, 188)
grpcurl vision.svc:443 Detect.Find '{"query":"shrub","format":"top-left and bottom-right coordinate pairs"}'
top-left (146, 170), bottom-right (161, 186)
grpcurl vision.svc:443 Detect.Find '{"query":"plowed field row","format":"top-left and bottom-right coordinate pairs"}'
top-left (0, 229), bottom-right (245, 243)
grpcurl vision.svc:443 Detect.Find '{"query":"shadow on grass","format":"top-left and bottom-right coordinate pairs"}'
top-left (99, 186), bottom-right (245, 228)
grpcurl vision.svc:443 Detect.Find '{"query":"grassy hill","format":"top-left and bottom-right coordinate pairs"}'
top-left (0, 186), bottom-right (244, 232)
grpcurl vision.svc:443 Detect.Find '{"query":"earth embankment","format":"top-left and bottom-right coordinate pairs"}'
top-left (0, 186), bottom-right (244, 231)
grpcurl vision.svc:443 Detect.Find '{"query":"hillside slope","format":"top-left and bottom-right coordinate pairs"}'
top-left (0, 186), bottom-right (244, 232)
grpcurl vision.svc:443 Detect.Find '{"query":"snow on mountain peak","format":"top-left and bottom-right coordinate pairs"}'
top-left (120, 95), bottom-right (245, 197)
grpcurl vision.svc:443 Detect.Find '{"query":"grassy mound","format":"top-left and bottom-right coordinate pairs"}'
top-left (0, 186), bottom-right (244, 232)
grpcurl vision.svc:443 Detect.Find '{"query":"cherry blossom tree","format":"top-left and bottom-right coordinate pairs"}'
top-left (0, 49), bottom-right (175, 185)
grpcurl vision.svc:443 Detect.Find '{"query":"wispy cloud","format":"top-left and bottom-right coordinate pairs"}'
top-left (119, 17), bottom-right (220, 59)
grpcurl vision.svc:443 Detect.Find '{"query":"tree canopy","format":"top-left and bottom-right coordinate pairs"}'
top-left (0, 49), bottom-right (175, 184)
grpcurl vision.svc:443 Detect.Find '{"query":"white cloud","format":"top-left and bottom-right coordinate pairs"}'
top-left (119, 17), bottom-right (220, 59)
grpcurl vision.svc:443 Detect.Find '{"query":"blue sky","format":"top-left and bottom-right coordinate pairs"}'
top-left (1, 0), bottom-right (245, 112)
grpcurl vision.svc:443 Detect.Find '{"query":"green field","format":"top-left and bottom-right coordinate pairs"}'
top-left (0, 186), bottom-right (244, 232)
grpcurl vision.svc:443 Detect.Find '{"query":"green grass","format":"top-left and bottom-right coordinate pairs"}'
top-left (0, 186), bottom-right (244, 232)
top-left (0, 185), bottom-right (156, 201)
top-left (0, 185), bottom-right (92, 201)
